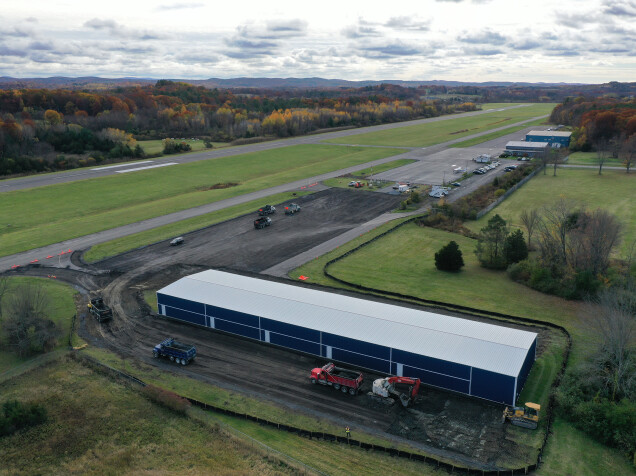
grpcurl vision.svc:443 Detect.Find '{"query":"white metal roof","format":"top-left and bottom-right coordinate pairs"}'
top-left (527, 130), bottom-right (572, 137)
top-left (158, 270), bottom-right (537, 377)
top-left (506, 141), bottom-right (549, 148)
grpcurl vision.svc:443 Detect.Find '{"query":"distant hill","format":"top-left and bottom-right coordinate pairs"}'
top-left (0, 76), bottom-right (585, 90)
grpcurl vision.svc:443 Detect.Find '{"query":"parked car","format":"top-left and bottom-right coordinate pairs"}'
top-left (254, 217), bottom-right (272, 229)
top-left (473, 169), bottom-right (483, 175)
top-left (451, 182), bottom-right (461, 187)
top-left (258, 205), bottom-right (276, 215)
top-left (170, 237), bottom-right (184, 246)
top-left (284, 203), bottom-right (301, 215)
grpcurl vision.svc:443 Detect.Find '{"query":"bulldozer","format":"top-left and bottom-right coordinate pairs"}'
top-left (502, 402), bottom-right (540, 429)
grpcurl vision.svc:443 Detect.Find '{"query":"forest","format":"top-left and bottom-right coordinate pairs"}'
top-left (0, 81), bottom-right (481, 176)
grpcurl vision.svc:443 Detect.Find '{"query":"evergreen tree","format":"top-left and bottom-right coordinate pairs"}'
top-left (435, 241), bottom-right (465, 272)
top-left (504, 229), bottom-right (529, 264)
top-left (475, 214), bottom-right (509, 269)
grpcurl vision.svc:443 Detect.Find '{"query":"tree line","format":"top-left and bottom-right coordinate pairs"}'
top-left (550, 96), bottom-right (636, 173)
top-left (0, 81), bottom-right (480, 176)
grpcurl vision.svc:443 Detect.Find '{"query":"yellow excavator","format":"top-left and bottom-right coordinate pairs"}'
top-left (502, 402), bottom-right (540, 429)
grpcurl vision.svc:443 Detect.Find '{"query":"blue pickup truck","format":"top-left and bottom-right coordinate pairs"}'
top-left (153, 338), bottom-right (196, 365)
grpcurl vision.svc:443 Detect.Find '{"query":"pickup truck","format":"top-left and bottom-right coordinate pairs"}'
top-left (153, 338), bottom-right (196, 365)
top-left (87, 298), bottom-right (112, 322)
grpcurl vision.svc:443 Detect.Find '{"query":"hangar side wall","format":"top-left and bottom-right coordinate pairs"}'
top-left (157, 293), bottom-right (521, 405)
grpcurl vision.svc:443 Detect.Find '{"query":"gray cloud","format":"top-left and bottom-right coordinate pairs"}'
top-left (384, 16), bottom-right (430, 31)
top-left (341, 18), bottom-right (384, 39)
top-left (559, 12), bottom-right (594, 29)
top-left (266, 19), bottom-right (307, 34)
top-left (463, 46), bottom-right (503, 56)
top-left (0, 26), bottom-right (34, 37)
top-left (359, 42), bottom-right (422, 58)
top-left (156, 2), bottom-right (204, 11)
top-left (28, 41), bottom-right (54, 51)
top-left (458, 29), bottom-right (507, 45)
top-left (603, 1), bottom-right (636, 17)
top-left (510, 39), bottom-right (542, 51)
top-left (0, 45), bottom-right (28, 57)
top-left (84, 18), bottom-right (165, 40)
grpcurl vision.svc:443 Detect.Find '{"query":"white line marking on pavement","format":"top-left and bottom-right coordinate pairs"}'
top-left (91, 161), bottom-right (154, 171)
top-left (115, 163), bottom-right (178, 173)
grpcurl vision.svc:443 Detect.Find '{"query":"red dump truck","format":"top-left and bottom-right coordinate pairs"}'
top-left (310, 362), bottom-right (363, 395)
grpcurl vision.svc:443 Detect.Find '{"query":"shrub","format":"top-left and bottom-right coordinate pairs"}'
top-left (435, 241), bottom-right (465, 272)
top-left (494, 188), bottom-right (506, 198)
top-left (0, 400), bottom-right (47, 437)
top-left (141, 385), bottom-right (191, 415)
top-left (507, 259), bottom-right (532, 282)
top-left (162, 139), bottom-right (192, 154)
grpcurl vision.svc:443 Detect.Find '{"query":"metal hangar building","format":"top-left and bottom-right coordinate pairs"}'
top-left (157, 270), bottom-right (537, 405)
top-left (525, 130), bottom-right (572, 147)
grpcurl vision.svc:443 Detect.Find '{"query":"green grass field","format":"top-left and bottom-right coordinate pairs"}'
top-left (83, 190), bottom-right (312, 262)
top-left (450, 117), bottom-right (549, 148)
top-left (0, 276), bottom-right (78, 374)
top-left (566, 151), bottom-right (624, 166)
top-left (0, 144), bottom-right (401, 257)
top-left (0, 357), bottom-right (306, 475)
top-left (479, 103), bottom-right (523, 109)
top-left (323, 104), bottom-right (556, 147)
top-left (137, 139), bottom-right (229, 155)
top-left (466, 168), bottom-right (636, 258)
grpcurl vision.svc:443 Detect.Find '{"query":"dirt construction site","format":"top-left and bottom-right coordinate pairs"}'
top-left (12, 187), bottom-right (547, 470)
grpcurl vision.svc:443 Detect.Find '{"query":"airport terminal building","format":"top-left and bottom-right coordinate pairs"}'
top-left (157, 270), bottom-right (537, 405)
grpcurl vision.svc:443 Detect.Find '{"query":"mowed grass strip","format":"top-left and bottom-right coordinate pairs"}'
top-left (566, 151), bottom-right (624, 166)
top-left (536, 417), bottom-right (636, 476)
top-left (465, 168), bottom-right (636, 258)
top-left (323, 103), bottom-right (556, 147)
top-left (0, 276), bottom-right (78, 374)
top-left (0, 144), bottom-right (401, 257)
top-left (449, 117), bottom-right (549, 148)
top-left (137, 139), bottom-right (229, 155)
top-left (0, 358), bottom-right (300, 475)
top-left (82, 190), bottom-right (312, 262)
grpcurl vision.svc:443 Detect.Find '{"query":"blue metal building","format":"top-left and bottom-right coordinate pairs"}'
top-left (157, 270), bottom-right (537, 405)
top-left (505, 140), bottom-right (549, 157)
top-left (525, 130), bottom-right (572, 147)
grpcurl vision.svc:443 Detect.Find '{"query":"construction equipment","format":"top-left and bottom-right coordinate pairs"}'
top-left (502, 402), bottom-right (540, 429)
top-left (310, 362), bottom-right (363, 395)
top-left (153, 338), bottom-right (197, 365)
top-left (87, 298), bottom-right (112, 322)
top-left (371, 376), bottom-right (421, 407)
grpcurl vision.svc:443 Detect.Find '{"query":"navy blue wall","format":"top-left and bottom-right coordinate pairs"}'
top-left (157, 293), bottom-right (524, 405)
top-left (526, 133), bottom-right (570, 146)
top-left (471, 368), bottom-right (515, 404)
top-left (515, 338), bottom-right (537, 401)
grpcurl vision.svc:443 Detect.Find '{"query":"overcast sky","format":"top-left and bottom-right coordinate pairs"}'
top-left (1, 0), bottom-right (634, 83)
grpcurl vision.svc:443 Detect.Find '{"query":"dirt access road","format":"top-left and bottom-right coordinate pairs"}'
top-left (9, 187), bottom-right (545, 470)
